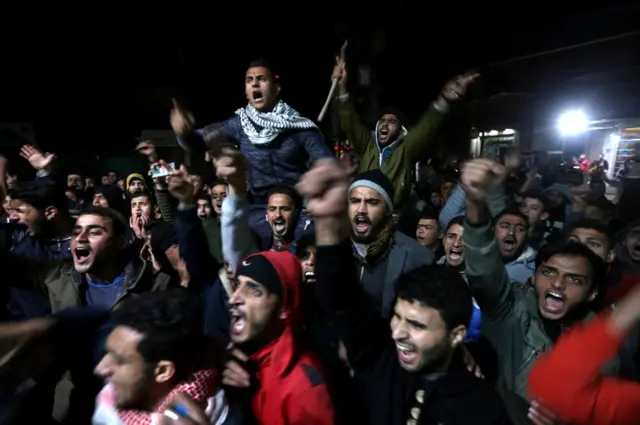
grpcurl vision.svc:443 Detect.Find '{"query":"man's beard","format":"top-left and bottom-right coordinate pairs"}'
top-left (415, 336), bottom-right (452, 374)
top-left (500, 235), bottom-right (523, 261)
top-left (116, 366), bottom-right (157, 410)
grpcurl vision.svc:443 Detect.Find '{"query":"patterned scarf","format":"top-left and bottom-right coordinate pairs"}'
top-left (92, 369), bottom-right (227, 425)
top-left (352, 217), bottom-right (395, 264)
top-left (235, 100), bottom-right (317, 145)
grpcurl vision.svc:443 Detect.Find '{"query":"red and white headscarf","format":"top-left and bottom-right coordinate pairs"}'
top-left (92, 369), bottom-right (228, 425)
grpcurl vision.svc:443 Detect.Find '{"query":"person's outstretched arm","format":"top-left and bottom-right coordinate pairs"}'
top-left (529, 283), bottom-right (640, 425)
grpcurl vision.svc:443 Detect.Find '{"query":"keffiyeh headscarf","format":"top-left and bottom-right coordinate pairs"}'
top-left (235, 100), bottom-right (317, 145)
top-left (92, 369), bottom-right (228, 425)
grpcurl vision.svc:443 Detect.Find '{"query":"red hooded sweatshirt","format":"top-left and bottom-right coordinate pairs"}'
top-left (243, 251), bottom-right (336, 425)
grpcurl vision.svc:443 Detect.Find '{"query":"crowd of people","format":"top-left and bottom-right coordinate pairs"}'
top-left (0, 56), bottom-right (639, 425)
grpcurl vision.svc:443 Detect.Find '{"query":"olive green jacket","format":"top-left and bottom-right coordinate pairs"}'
top-left (337, 98), bottom-right (445, 208)
top-left (463, 218), bottom-right (619, 425)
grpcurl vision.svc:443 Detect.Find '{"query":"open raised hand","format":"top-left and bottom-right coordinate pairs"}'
top-left (20, 145), bottom-right (55, 172)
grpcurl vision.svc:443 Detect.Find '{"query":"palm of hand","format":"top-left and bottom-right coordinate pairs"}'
top-left (30, 152), bottom-right (54, 169)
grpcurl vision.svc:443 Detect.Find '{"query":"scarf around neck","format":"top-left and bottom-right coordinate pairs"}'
top-left (235, 100), bottom-right (317, 145)
top-left (92, 369), bottom-right (228, 425)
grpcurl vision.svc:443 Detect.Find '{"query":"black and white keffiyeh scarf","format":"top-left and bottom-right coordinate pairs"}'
top-left (235, 100), bottom-right (317, 145)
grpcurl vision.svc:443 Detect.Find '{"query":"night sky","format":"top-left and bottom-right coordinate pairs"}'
top-left (0, 3), bottom-right (638, 154)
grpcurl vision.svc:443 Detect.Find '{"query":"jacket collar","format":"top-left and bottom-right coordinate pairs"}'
top-left (250, 327), bottom-right (299, 378)
top-left (71, 258), bottom-right (150, 302)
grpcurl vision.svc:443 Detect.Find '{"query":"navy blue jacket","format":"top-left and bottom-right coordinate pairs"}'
top-left (179, 114), bottom-right (333, 204)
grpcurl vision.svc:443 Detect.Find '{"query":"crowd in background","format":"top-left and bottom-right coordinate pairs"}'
top-left (0, 57), bottom-right (639, 425)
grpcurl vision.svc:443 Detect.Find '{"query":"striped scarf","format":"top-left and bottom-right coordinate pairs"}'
top-left (235, 100), bottom-right (317, 145)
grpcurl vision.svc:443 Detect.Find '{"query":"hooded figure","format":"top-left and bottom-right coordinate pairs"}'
top-left (229, 251), bottom-right (336, 425)
top-left (125, 173), bottom-right (147, 198)
top-left (336, 87), bottom-right (448, 208)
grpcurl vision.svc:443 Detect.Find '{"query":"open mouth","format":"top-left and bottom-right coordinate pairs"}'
top-left (252, 90), bottom-right (264, 102)
top-left (354, 215), bottom-right (371, 234)
top-left (380, 127), bottom-right (389, 137)
top-left (502, 236), bottom-right (517, 251)
top-left (448, 247), bottom-right (463, 262)
top-left (543, 290), bottom-right (566, 313)
top-left (395, 341), bottom-right (417, 364)
top-left (272, 219), bottom-right (287, 233)
top-left (229, 309), bottom-right (246, 336)
top-left (216, 201), bottom-right (223, 209)
top-left (73, 245), bottom-right (93, 265)
top-left (304, 271), bottom-right (316, 283)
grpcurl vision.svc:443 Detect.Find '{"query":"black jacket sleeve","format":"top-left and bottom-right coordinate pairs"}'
top-left (177, 205), bottom-right (220, 290)
top-left (315, 240), bottom-right (386, 374)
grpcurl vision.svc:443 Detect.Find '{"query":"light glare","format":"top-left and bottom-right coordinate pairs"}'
top-left (558, 110), bottom-right (588, 136)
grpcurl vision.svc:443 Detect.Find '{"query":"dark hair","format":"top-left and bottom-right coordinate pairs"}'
top-left (77, 207), bottom-right (127, 237)
top-left (295, 233), bottom-right (316, 258)
top-left (112, 289), bottom-right (203, 383)
top-left (535, 241), bottom-right (606, 292)
top-left (130, 190), bottom-right (155, 207)
top-left (267, 186), bottom-right (301, 210)
top-left (13, 179), bottom-right (69, 217)
top-left (567, 218), bottom-right (613, 251)
top-left (211, 179), bottom-right (226, 188)
top-left (418, 209), bottom-right (439, 223)
top-left (247, 58), bottom-right (276, 79)
top-left (494, 205), bottom-right (529, 229)
top-left (445, 215), bottom-right (465, 233)
top-left (197, 193), bottom-right (212, 203)
top-left (521, 190), bottom-right (549, 212)
top-left (378, 107), bottom-right (407, 128)
top-left (396, 266), bottom-right (472, 331)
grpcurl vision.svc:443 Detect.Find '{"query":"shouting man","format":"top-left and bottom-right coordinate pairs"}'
top-left (332, 58), bottom-right (478, 208)
top-left (171, 59), bottom-right (333, 244)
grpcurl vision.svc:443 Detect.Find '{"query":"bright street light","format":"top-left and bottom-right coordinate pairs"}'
top-left (557, 110), bottom-right (589, 136)
top-left (609, 133), bottom-right (621, 144)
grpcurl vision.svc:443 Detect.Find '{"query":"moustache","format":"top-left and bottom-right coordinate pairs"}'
top-left (354, 214), bottom-right (371, 224)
